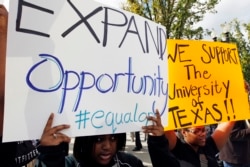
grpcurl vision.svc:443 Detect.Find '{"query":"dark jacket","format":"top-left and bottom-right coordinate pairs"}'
top-left (219, 120), bottom-right (250, 165)
top-left (147, 135), bottom-right (180, 167)
top-left (36, 135), bottom-right (182, 167)
top-left (171, 136), bottom-right (219, 167)
top-left (0, 137), bottom-right (17, 167)
top-left (36, 143), bottom-right (144, 167)
top-left (0, 137), bottom-right (39, 167)
top-left (148, 135), bottom-right (196, 167)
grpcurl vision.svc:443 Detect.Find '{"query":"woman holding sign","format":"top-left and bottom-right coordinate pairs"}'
top-left (143, 113), bottom-right (235, 167)
top-left (35, 111), bottom-right (181, 167)
top-left (143, 110), bottom-right (195, 167)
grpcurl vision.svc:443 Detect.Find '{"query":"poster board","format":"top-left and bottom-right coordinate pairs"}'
top-left (3, 0), bottom-right (168, 142)
top-left (166, 39), bottom-right (250, 130)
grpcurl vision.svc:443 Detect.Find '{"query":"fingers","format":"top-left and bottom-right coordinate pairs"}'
top-left (44, 113), bottom-right (70, 132)
top-left (146, 115), bottom-right (157, 123)
top-left (142, 123), bottom-right (164, 136)
top-left (0, 4), bottom-right (8, 21)
top-left (40, 113), bottom-right (71, 146)
top-left (51, 132), bottom-right (71, 144)
top-left (40, 131), bottom-right (71, 146)
top-left (155, 109), bottom-right (161, 118)
top-left (142, 125), bottom-right (155, 133)
top-left (155, 109), bottom-right (162, 125)
top-left (0, 5), bottom-right (8, 137)
top-left (0, 4), bottom-right (8, 34)
top-left (43, 113), bottom-right (54, 133)
top-left (53, 124), bottom-right (70, 132)
top-left (56, 132), bottom-right (71, 143)
top-left (0, 4), bottom-right (8, 91)
top-left (142, 109), bottom-right (164, 136)
top-left (146, 109), bottom-right (162, 126)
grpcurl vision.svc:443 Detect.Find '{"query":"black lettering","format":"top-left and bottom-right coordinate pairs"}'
top-left (169, 106), bottom-right (191, 128)
top-left (201, 44), bottom-right (238, 64)
top-left (212, 104), bottom-right (223, 121)
top-left (191, 109), bottom-right (203, 123)
top-left (102, 7), bottom-right (127, 46)
top-left (168, 43), bottom-right (191, 62)
top-left (119, 16), bottom-right (145, 53)
top-left (16, 0), bottom-right (54, 37)
top-left (62, 0), bottom-right (103, 43)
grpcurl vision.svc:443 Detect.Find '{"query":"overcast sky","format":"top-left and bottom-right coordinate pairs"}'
top-left (199, 0), bottom-right (250, 39)
top-left (1, 0), bottom-right (250, 40)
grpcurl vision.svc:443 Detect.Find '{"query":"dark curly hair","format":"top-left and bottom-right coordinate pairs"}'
top-left (73, 133), bottom-right (126, 163)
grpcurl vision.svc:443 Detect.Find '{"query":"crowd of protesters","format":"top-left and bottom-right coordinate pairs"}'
top-left (1, 3), bottom-right (250, 167)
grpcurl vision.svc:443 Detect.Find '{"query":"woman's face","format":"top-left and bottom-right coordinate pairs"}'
top-left (182, 126), bottom-right (207, 148)
top-left (92, 134), bottom-right (118, 165)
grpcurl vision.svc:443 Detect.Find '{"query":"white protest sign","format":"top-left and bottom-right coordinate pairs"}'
top-left (3, 0), bottom-right (168, 142)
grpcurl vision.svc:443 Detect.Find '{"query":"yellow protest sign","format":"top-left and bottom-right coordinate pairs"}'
top-left (166, 39), bottom-right (250, 130)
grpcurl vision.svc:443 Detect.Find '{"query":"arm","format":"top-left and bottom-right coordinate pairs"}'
top-left (36, 113), bottom-right (71, 167)
top-left (0, 137), bottom-right (18, 167)
top-left (211, 121), bottom-right (235, 150)
top-left (164, 130), bottom-right (177, 150)
top-left (147, 135), bottom-right (180, 167)
top-left (37, 143), bottom-right (69, 167)
top-left (142, 110), bottom-right (180, 167)
top-left (0, 6), bottom-right (17, 166)
top-left (0, 4), bottom-right (8, 137)
top-left (213, 81), bottom-right (248, 149)
top-left (229, 120), bottom-right (250, 141)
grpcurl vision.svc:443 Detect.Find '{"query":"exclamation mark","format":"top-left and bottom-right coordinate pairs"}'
top-left (224, 100), bottom-right (230, 120)
top-left (229, 99), bottom-right (236, 119)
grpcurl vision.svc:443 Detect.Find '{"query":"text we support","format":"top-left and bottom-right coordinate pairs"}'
top-left (167, 40), bottom-right (240, 129)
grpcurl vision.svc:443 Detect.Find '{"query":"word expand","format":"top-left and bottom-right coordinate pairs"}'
top-left (16, 0), bottom-right (166, 60)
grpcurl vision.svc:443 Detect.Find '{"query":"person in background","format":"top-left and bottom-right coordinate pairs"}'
top-left (164, 121), bottom-right (235, 167)
top-left (35, 110), bottom-right (181, 167)
top-left (219, 81), bottom-right (250, 167)
top-left (0, 3), bottom-right (177, 167)
top-left (0, 4), bottom-right (39, 166)
top-left (130, 132), bottom-right (135, 142)
top-left (160, 81), bottom-right (250, 167)
top-left (219, 120), bottom-right (250, 167)
top-left (143, 109), bottom-right (191, 167)
top-left (132, 131), bottom-right (143, 151)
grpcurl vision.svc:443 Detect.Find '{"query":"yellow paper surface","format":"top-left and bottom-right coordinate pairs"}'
top-left (165, 39), bottom-right (250, 130)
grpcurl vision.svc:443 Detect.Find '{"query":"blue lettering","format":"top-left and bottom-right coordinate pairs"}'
top-left (26, 55), bottom-right (168, 114)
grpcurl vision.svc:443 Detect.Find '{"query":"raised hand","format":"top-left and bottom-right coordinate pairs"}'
top-left (39, 113), bottom-right (71, 146)
top-left (142, 109), bottom-right (164, 136)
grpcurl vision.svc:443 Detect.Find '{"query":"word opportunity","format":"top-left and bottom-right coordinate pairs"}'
top-left (7, 0), bottom-right (168, 135)
top-left (167, 39), bottom-right (249, 129)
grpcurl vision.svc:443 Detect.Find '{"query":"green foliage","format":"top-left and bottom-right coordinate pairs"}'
top-left (229, 20), bottom-right (250, 83)
top-left (123, 0), bottom-right (220, 39)
top-left (122, 0), bottom-right (250, 82)
top-left (205, 20), bottom-right (250, 82)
